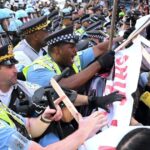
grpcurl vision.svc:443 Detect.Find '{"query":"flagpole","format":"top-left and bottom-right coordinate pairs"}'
top-left (108, 0), bottom-right (118, 50)
top-left (106, 0), bottom-right (118, 85)
top-left (146, 0), bottom-right (149, 14)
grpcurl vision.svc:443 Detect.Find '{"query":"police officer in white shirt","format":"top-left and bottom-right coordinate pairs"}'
top-left (13, 15), bottom-right (51, 71)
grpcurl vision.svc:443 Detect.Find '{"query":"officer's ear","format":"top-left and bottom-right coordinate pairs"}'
top-left (32, 32), bottom-right (39, 41)
top-left (49, 45), bottom-right (60, 55)
top-left (34, 31), bottom-right (43, 41)
top-left (54, 46), bottom-right (62, 55)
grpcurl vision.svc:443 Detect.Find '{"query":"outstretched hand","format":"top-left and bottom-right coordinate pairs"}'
top-left (88, 91), bottom-right (125, 112)
top-left (78, 111), bottom-right (108, 139)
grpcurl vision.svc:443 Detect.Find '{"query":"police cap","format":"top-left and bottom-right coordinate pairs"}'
top-left (0, 44), bottom-right (18, 65)
top-left (86, 30), bottom-right (104, 39)
top-left (18, 15), bottom-right (51, 35)
top-left (80, 14), bottom-right (90, 23)
top-left (44, 26), bottom-right (75, 46)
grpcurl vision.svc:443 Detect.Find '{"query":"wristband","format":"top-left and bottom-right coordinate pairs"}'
top-left (40, 115), bottom-right (52, 124)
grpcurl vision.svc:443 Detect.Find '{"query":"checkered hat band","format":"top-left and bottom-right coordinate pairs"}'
top-left (47, 34), bottom-right (74, 45)
top-left (90, 35), bottom-right (102, 38)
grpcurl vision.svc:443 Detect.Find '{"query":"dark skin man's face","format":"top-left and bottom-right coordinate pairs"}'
top-left (56, 43), bottom-right (77, 67)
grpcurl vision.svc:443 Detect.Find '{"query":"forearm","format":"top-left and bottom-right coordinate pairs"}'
top-left (26, 116), bottom-right (50, 138)
top-left (74, 94), bottom-right (88, 106)
top-left (46, 128), bottom-right (88, 150)
top-left (29, 129), bottom-right (88, 150)
top-left (94, 36), bottom-right (124, 57)
top-left (59, 61), bottom-right (101, 89)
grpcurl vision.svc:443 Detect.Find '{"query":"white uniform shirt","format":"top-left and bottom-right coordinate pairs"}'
top-left (14, 39), bottom-right (47, 71)
top-left (0, 80), bottom-right (40, 107)
top-left (0, 87), bottom-right (14, 106)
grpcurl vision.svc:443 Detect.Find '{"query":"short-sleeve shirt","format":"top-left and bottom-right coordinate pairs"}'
top-left (26, 47), bottom-right (95, 86)
top-left (0, 80), bottom-right (41, 107)
top-left (14, 39), bottom-right (47, 71)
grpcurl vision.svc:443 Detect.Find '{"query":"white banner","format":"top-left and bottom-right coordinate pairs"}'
top-left (79, 37), bottom-right (143, 150)
top-left (138, 35), bottom-right (150, 71)
top-left (79, 126), bottom-right (150, 150)
top-left (103, 39), bottom-right (142, 127)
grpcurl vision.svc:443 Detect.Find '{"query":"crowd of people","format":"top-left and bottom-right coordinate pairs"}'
top-left (0, 0), bottom-right (150, 149)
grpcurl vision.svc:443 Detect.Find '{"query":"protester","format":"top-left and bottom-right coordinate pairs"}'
top-left (116, 127), bottom-right (150, 150)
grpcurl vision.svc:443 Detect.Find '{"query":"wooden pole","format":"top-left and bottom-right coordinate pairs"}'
top-left (108, 0), bottom-right (118, 50)
top-left (146, 0), bottom-right (149, 14)
top-left (50, 78), bottom-right (79, 123)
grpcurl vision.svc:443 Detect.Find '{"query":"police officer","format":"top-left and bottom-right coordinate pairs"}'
top-left (13, 15), bottom-right (51, 71)
top-left (15, 9), bottom-right (29, 23)
top-left (75, 14), bottom-right (91, 37)
top-left (25, 7), bottom-right (38, 19)
top-left (0, 8), bottom-right (12, 46)
top-left (0, 43), bottom-right (67, 146)
top-left (0, 100), bottom-right (108, 150)
top-left (86, 30), bottom-right (107, 46)
top-left (0, 44), bottom-right (45, 112)
top-left (74, 17), bottom-right (81, 33)
top-left (61, 12), bottom-right (73, 29)
top-left (23, 26), bottom-right (123, 91)
top-left (0, 43), bottom-right (108, 149)
top-left (0, 42), bottom-right (125, 144)
top-left (0, 44), bottom-right (124, 115)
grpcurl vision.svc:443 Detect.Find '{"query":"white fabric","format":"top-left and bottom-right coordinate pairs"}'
top-left (0, 87), bottom-right (14, 106)
top-left (99, 1), bottom-right (105, 7)
top-left (79, 126), bottom-right (150, 150)
top-left (0, 80), bottom-right (40, 106)
top-left (139, 35), bottom-right (150, 71)
top-left (78, 30), bottom-right (150, 150)
top-left (135, 15), bottom-right (150, 30)
top-left (15, 51), bottom-right (33, 70)
top-left (129, 15), bottom-right (150, 39)
top-left (78, 36), bottom-right (145, 150)
top-left (102, 39), bottom-right (142, 127)
top-left (14, 39), bottom-right (46, 70)
top-left (132, 35), bottom-right (150, 71)
top-left (17, 80), bottom-right (41, 98)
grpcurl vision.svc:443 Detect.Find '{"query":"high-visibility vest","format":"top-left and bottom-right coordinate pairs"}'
top-left (23, 54), bottom-right (81, 78)
top-left (0, 102), bottom-right (30, 139)
top-left (75, 28), bottom-right (85, 36)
